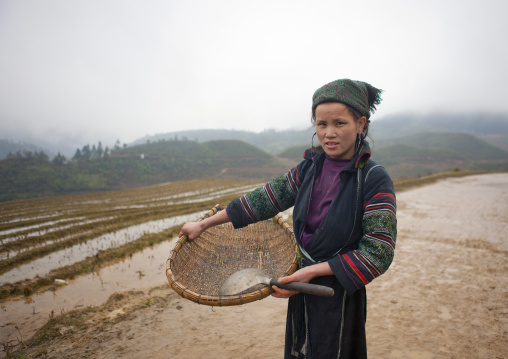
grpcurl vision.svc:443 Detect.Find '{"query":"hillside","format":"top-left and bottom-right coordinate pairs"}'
top-left (2, 112), bottom-right (508, 200)
top-left (0, 139), bottom-right (50, 160)
top-left (0, 139), bottom-right (290, 202)
top-left (277, 132), bottom-right (508, 180)
top-left (2, 111), bottom-right (507, 161)
top-left (373, 132), bottom-right (508, 160)
top-left (201, 140), bottom-right (271, 164)
top-left (370, 112), bottom-right (508, 151)
top-left (132, 112), bottom-right (508, 155)
top-left (132, 128), bottom-right (314, 155)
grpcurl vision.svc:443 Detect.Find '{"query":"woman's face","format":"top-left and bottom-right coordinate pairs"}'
top-left (314, 102), bottom-right (366, 160)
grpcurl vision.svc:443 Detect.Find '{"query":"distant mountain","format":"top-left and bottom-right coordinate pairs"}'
top-left (370, 112), bottom-right (508, 151)
top-left (3, 111), bottom-right (507, 161)
top-left (373, 144), bottom-right (467, 163)
top-left (131, 112), bottom-right (508, 156)
top-left (278, 141), bottom-right (470, 163)
top-left (0, 139), bottom-right (51, 159)
top-left (132, 128), bottom-right (315, 155)
top-left (2, 129), bottom-right (507, 201)
top-left (201, 140), bottom-right (271, 163)
top-left (373, 132), bottom-right (508, 161)
top-left (2, 111), bottom-right (508, 198)
top-left (278, 145), bottom-right (309, 160)
top-left (277, 132), bottom-right (508, 180)
top-left (0, 139), bottom-right (291, 202)
top-left (122, 138), bottom-right (273, 168)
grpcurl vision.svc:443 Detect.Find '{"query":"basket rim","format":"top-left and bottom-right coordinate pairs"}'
top-left (166, 204), bottom-right (298, 306)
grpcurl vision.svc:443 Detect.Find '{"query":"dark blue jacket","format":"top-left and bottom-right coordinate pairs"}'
top-left (227, 141), bottom-right (397, 294)
top-left (227, 141), bottom-right (397, 358)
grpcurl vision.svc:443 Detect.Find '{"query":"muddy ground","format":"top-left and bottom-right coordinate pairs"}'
top-left (6, 173), bottom-right (508, 358)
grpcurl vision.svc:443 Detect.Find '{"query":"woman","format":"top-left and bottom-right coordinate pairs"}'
top-left (179, 79), bottom-right (397, 358)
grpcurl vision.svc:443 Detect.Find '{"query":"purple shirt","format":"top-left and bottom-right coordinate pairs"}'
top-left (300, 156), bottom-right (349, 249)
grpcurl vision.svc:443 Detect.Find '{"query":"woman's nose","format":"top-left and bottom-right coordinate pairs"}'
top-left (325, 129), bottom-right (337, 137)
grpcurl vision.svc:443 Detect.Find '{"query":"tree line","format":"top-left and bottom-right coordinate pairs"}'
top-left (0, 139), bottom-right (271, 202)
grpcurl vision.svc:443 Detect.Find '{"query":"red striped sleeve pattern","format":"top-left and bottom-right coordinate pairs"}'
top-left (338, 192), bottom-right (397, 291)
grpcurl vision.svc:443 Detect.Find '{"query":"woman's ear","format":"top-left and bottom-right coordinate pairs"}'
top-left (358, 116), bottom-right (367, 134)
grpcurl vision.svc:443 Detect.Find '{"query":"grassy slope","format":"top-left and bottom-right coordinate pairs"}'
top-left (278, 132), bottom-right (508, 180)
top-left (2, 131), bottom-right (508, 201)
top-left (0, 140), bottom-right (285, 202)
top-left (374, 132), bottom-right (508, 160)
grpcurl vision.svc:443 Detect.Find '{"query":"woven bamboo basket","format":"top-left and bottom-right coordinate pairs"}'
top-left (166, 204), bottom-right (298, 306)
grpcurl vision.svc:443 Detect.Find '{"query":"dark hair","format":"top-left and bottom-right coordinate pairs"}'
top-left (311, 102), bottom-right (371, 140)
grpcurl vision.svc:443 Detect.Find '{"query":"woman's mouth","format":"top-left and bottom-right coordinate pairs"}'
top-left (325, 142), bottom-right (339, 149)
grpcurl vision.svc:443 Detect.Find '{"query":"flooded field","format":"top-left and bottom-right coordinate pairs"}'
top-left (0, 179), bottom-right (263, 352)
top-left (0, 212), bottom-right (207, 285)
top-left (1, 171), bottom-right (487, 357)
top-left (1, 236), bottom-right (181, 349)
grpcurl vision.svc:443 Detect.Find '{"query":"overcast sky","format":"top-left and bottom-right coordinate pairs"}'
top-left (1, 0), bottom-right (507, 149)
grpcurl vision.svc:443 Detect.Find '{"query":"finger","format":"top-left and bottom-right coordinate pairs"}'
top-left (272, 285), bottom-right (298, 295)
top-left (271, 286), bottom-right (296, 299)
top-left (277, 276), bottom-right (292, 284)
top-left (277, 275), bottom-right (298, 285)
top-left (271, 287), bottom-right (293, 298)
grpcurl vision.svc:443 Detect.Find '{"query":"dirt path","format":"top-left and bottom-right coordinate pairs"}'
top-left (7, 173), bottom-right (508, 358)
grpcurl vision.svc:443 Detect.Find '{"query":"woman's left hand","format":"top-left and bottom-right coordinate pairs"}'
top-left (271, 267), bottom-right (315, 298)
top-left (271, 262), bottom-right (334, 299)
top-left (271, 285), bottom-right (298, 298)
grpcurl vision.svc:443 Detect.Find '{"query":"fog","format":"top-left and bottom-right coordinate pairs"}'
top-left (1, 0), bottom-right (507, 152)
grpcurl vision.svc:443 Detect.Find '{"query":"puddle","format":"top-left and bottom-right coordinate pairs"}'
top-left (0, 213), bottom-right (62, 225)
top-left (161, 188), bottom-right (259, 206)
top-left (0, 217), bottom-right (80, 237)
top-left (0, 211), bottom-right (206, 285)
top-left (113, 185), bottom-right (261, 208)
top-left (0, 236), bottom-right (180, 345)
top-left (2, 232), bottom-right (88, 261)
top-left (1, 230), bottom-right (95, 262)
top-left (153, 184), bottom-right (257, 202)
top-left (0, 217), bottom-right (109, 244)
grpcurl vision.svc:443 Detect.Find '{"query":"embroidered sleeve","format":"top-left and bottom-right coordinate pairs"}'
top-left (226, 165), bottom-right (302, 229)
top-left (337, 192), bottom-right (397, 293)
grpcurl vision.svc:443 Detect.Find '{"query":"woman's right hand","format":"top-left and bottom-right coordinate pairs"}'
top-left (178, 221), bottom-right (206, 241)
top-left (178, 209), bottom-right (232, 242)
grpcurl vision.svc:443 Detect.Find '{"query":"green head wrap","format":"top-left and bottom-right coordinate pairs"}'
top-left (312, 79), bottom-right (383, 119)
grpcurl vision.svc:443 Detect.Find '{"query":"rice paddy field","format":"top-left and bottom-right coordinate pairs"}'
top-left (0, 170), bottom-right (492, 357)
top-left (0, 179), bottom-right (268, 351)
